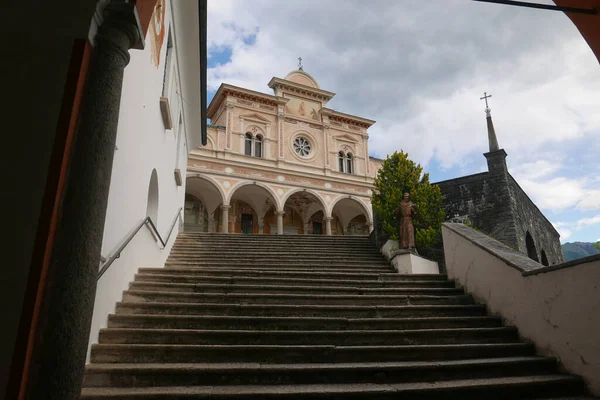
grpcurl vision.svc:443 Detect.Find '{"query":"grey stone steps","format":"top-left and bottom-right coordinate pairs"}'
top-left (122, 290), bottom-right (475, 306)
top-left (82, 357), bottom-right (558, 387)
top-left (134, 273), bottom-right (452, 288)
top-left (78, 375), bottom-right (586, 399)
top-left (139, 267), bottom-right (446, 281)
top-left (164, 261), bottom-right (393, 269)
top-left (169, 247), bottom-right (383, 255)
top-left (163, 265), bottom-right (395, 274)
top-left (129, 281), bottom-right (460, 295)
top-left (114, 302), bottom-right (488, 318)
top-left (165, 258), bottom-right (391, 266)
top-left (107, 314), bottom-right (503, 331)
top-left (90, 342), bottom-right (536, 364)
top-left (168, 254), bottom-right (387, 261)
top-left (97, 327), bottom-right (519, 346)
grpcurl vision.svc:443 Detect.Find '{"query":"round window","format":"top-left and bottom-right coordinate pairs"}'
top-left (293, 137), bottom-right (312, 157)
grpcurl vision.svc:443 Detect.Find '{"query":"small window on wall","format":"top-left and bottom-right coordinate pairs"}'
top-left (338, 151), bottom-right (345, 172)
top-left (338, 151), bottom-right (354, 174)
top-left (346, 153), bottom-right (353, 174)
top-left (244, 132), bottom-right (263, 158)
top-left (254, 135), bottom-right (263, 158)
top-left (162, 30), bottom-right (174, 97)
top-left (245, 133), bottom-right (253, 156)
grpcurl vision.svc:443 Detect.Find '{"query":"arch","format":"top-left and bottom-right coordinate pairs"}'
top-left (525, 231), bottom-right (539, 262)
top-left (227, 181), bottom-right (282, 211)
top-left (284, 69), bottom-right (320, 89)
top-left (540, 249), bottom-right (549, 266)
top-left (146, 169), bottom-right (159, 224)
top-left (281, 188), bottom-right (327, 211)
top-left (329, 195), bottom-right (372, 223)
top-left (186, 174), bottom-right (227, 208)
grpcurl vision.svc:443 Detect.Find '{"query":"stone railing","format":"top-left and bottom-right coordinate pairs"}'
top-left (442, 222), bottom-right (600, 395)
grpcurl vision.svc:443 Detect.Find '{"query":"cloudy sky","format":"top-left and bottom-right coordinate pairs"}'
top-left (206, 0), bottom-right (600, 244)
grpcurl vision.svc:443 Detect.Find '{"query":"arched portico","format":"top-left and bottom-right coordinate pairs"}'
top-left (330, 196), bottom-right (373, 236)
top-left (228, 182), bottom-right (279, 234)
top-left (280, 189), bottom-right (327, 235)
top-left (185, 175), bottom-right (225, 232)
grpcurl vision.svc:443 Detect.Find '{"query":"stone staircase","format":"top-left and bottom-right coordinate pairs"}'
top-left (81, 233), bottom-right (594, 399)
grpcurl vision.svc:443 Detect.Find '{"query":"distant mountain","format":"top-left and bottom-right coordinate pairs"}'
top-left (562, 242), bottom-right (600, 262)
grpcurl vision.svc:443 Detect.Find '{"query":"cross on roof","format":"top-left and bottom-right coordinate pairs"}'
top-left (480, 92), bottom-right (492, 108)
top-left (298, 57), bottom-right (303, 70)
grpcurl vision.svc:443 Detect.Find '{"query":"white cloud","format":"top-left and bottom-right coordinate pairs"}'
top-left (577, 214), bottom-right (600, 229)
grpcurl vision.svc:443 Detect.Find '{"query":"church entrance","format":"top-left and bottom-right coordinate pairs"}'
top-left (241, 213), bottom-right (253, 234)
top-left (312, 221), bottom-right (322, 234)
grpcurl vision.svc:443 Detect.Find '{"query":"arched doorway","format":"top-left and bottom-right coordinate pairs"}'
top-left (281, 190), bottom-right (327, 235)
top-left (526, 231), bottom-right (539, 262)
top-left (331, 197), bottom-right (371, 236)
top-left (185, 176), bottom-right (225, 232)
top-left (228, 183), bottom-right (278, 234)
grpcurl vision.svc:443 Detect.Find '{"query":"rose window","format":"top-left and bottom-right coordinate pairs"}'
top-left (293, 137), bottom-right (312, 157)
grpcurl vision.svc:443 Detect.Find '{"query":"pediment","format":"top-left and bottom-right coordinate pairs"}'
top-left (239, 113), bottom-right (271, 123)
top-left (332, 133), bottom-right (359, 143)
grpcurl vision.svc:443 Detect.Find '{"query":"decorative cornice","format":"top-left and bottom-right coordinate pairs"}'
top-left (268, 77), bottom-right (336, 102)
top-left (207, 83), bottom-right (288, 119)
top-left (321, 107), bottom-right (375, 129)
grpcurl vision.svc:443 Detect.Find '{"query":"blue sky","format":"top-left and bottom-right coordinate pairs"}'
top-left (206, 0), bottom-right (600, 243)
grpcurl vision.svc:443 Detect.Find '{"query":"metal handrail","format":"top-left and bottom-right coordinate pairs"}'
top-left (97, 207), bottom-right (183, 280)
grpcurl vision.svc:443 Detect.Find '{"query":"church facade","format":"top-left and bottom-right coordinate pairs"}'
top-left (186, 68), bottom-right (382, 235)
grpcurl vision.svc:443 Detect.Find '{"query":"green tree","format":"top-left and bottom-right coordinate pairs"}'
top-left (371, 151), bottom-right (446, 258)
top-left (594, 241), bottom-right (600, 252)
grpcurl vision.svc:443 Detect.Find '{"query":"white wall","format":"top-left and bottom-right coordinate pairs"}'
top-left (442, 223), bottom-right (600, 395)
top-left (88, 1), bottom-right (190, 357)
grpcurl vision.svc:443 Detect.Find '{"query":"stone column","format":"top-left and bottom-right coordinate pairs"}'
top-left (258, 218), bottom-right (264, 234)
top-left (207, 213), bottom-right (216, 233)
top-left (304, 221), bottom-right (311, 235)
top-left (26, 4), bottom-right (140, 399)
top-left (368, 222), bottom-right (374, 234)
top-left (221, 205), bottom-right (230, 233)
top-left (276, 211), bottom-right (285, 234)
top-left (324, 217), bottom-right (333, 236)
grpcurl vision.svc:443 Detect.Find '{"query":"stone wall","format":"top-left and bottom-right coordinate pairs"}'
top-left (434, 171), bottom-right (518, 249)
top-left (507, 175), bottom-right (563, 264)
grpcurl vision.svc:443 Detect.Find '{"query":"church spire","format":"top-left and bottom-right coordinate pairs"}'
top-left (480, 92), bottom-right (500, 152)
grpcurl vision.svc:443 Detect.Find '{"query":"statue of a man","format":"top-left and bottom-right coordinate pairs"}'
top-left (395, 193), bottom-right (417, 250)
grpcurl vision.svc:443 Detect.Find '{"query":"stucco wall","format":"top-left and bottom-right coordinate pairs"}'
top-left (88, 1), bottom-right (189, 356)
top-left (442, 223), bottom-right (600, 395)
top-left (507, 175), bottom-right (563, 264)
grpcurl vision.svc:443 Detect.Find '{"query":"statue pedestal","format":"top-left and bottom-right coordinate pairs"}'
top-left (380, 239), bottom-right (439, 274)
top-left (390, 249), bottom-right (440, 274)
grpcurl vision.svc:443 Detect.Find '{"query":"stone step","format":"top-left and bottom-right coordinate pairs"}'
top-left (107, 314), bottom-right (503, 331)
top-left (98, 327), bottom-right (519, 346)
top-left (114, 302), bottom-right (488, 318)
top-left (169, 247), bottom-right (383, 254)
top-left (132, 276), bottom-right (460, 293)
top-left (79, 375), bottom-right (586, 399)
top-left (83, 356), bottom-right (557, 387)
top-left (165, 258), bottom-right (391, 266)
top-left (134, 273), bottom-right (451, 289)
top-left (162, 265), bottom-right (398, 274)
top-left (122, 290), bottom-right (474, 306)
top-left (139, 267), bottom-right (446, 281)
top-left (164, 262), bottom-right (393, 271)
top-left (90, 342), bottom-right (536, 364)
top-left (167, 253), bottom-right (387, 261)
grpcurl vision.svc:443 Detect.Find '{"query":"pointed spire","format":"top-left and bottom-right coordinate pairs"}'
top-left (480, 92), bottom-right (499, 152)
